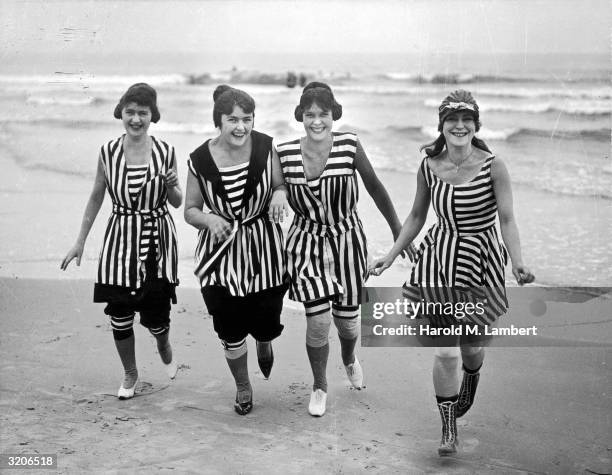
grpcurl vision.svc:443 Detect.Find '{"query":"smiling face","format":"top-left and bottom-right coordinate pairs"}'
top-left (441, 111), bottom-right (476, 148)
top-left (302, 102), bottom-right (333, 142)
top-left (218, 105), bottom-right (253, 147)
top-left (121, 102), bottom-right (152, 138)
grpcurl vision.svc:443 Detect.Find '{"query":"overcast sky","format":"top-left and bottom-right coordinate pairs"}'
top-left (1, 0), bottom-right (609, 60)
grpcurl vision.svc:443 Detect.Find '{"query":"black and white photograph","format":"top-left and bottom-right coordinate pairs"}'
top-left (1, 0), bottom-right (610, 472)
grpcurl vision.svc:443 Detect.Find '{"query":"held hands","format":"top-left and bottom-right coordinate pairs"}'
top-left (512, 264), bottom-right (535, 286)
top-left (368, 255), bottom-right (394, 277)
top-left (206, 214), bottom-right (232, 244)
top-left (402, 242), bottom-right (418, 262)
top-left (391, 228), bottom-right (418, 262)
top-left (161, 170), bottom-right (179, 188)
top-left (60, 242), bottom-right (84, 270)
top-left (268, 189), bottom-right (290, 223)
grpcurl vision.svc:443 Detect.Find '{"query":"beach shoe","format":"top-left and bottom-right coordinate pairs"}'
top-left (256, 341), bottom-right (274, 379)
top-left (117, 379), bottom-right (139, 400)
top-left (437, 400), bottom-right (458, 456)
top-left (308, 389), bottom-right (327, 417)
top-left (456, 370), bottom-right (480, 418)
top-left (164, 359), bottom-right (178, 380)
top-left (344, 357), bottom-right (363, 389)
top-left (234, 392), bottom-right (253, 416)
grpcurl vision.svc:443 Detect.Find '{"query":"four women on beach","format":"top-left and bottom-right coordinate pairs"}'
top-left (62, 81), bottom-right (533, 457)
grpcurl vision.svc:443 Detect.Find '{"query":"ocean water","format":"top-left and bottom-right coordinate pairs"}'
top-left (1, 52), bottom-right (610, 285)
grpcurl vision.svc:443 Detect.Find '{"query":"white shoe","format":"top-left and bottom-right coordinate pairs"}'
top-left (345, 357), bottom-right (363, 389)
top-left (165, 359), bottom-right (178, 380)
top-left (117, 379), bottom-right (138, 400)
top-left (308, 389), bottom-right (327, 417)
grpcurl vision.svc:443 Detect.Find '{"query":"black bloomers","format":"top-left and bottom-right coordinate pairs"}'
top-left (201, 284), bottom-right (287, 344)
top-left (95, 278), bottom-right (175, 330)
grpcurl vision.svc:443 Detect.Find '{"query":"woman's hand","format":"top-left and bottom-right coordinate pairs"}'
top-left (512, 264), bottom-right (535, 285)
top-left (60, 242), bottom-right (84, 270)
top-left (268, 189), bottom-right (290, 223)
top-left (161, 169), bottom-right (179, 188)
top-left (403, 242), bottom-right (418, 262)
top-left (205, 214), bottom-right (232, 244)
top-left (392, 226), bottom-right (418, 262)
top-left (368, 255), bottom-right (395, 277)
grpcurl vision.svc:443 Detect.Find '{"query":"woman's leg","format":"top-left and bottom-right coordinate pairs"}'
top-left (250, 285), bottom-right (286, 380)
top-left (110, 312), bottom-right (138, 395)
top-left (149, 326), bottom-right (172, 364)
top-left (305, 299), bottom-right (331, 416)
top-left (223, 338), bottom-right (253, 414)
top-left (433, 345), bottom-right (461, 397)
top-left (433, 343), bottom-right (461, 455)
top-left (305, 299), bottom-right (332, 392)
top-left (332, 304), bottom-right (362, 388)
top-left (148, 326), bottom-right (178, 379)
top-left (456, 329), bottom-right (493, 417)
top-left (456, 345), bottom-right (483, 418)
top-left (255, 340), bottom-right (273, 379)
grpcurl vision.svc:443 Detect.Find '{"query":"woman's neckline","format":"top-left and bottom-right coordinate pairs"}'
top-left (300, 135), bottom-right (334, 181)
top-left (207, 136), bottom-right (252, 170)
top-left (426, 153), bottom-right (494, 187)
top-left (122, 134), bottom-right (153, 167)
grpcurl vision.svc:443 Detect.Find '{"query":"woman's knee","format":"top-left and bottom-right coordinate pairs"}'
top-left (435, 346), bottom-right (461, 360)
top-left (460, 345), bottom-right (483, 356)
top-left (333, 316), bottom-right (359, 340)
top-left (306, 313), bottom-right (331, 347)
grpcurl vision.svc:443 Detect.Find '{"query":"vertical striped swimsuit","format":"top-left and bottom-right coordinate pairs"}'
top-left (218, 161), bottom-right (249, 215)
top-left (188, 130), bottom-right (285, 296)
top-left (403, 155), bottom-right (508, 325)
top-left (277, 132), bottom-right (368, 307)
top-left (94, 135), bottom-right (179, 300)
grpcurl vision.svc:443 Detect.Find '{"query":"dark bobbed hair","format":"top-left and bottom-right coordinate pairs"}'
top-left (420, 89), bottom-right (491, 157)
top-left (113, 83), bottom-right (160, 123)
top-left (294, 81), bottom-right (342, 122)
top-left (212, 85), bottom-right (255, 128)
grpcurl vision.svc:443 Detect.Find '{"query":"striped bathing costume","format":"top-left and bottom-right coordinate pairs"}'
top-left (277, 132), bottom-right (368, 307)
top-left (403, 155), bottom-right (508, 325)
top-left (94, 135), bottom-right (179, 303)
top-left (189, 130), bottom-right (286, 345)
top-left (188, 130), bottom-right (285, 296)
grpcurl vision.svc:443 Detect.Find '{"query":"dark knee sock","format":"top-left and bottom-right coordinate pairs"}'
top-left (306, 343), bottom-right (329, 392)
top-left (256, 340), bottom-right (272, 360)
top-left (339, 336), bottom-right (357, 366)
top-left (114, 334), bottom-right (138, 387)
top-left (226, 352), bottom-right (251, 403)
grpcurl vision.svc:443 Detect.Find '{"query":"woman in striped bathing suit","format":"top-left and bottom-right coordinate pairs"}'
top-left (61, 83), bottom-right (182, 399)
top-left (370, 90), bottom-right (534, 456)
top-left (277, 82), bottom-right (406, 417)
top-left (185, 85), bottom-right (288, 415)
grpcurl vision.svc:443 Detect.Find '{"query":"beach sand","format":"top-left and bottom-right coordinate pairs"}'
top-left (1, 277), bottom-right (610, 473)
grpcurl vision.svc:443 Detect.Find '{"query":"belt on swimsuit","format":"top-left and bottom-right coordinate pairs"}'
top-left (293, 211), bottom-right (360, 238)
top-left (196, 212), bottom-right (267, 278)
top-left (112, 204), bottom-right (168, 262)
